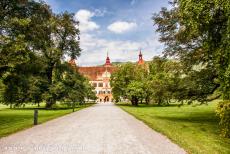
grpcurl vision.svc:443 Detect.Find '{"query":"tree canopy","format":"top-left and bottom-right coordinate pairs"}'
top-left (0, 0), bottom-right (96, 108)
top-left (153, 0), bottom-right (230, 100)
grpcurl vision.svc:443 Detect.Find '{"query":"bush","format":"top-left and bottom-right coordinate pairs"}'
top-left (216, 100), bottom-right (230, 138)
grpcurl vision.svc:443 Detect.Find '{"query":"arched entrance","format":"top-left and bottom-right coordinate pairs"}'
top-left (104, 96), bottom-right (109, 103)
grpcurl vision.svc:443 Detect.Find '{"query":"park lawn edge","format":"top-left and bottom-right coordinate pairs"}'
top-left (0, 103), bottom-right (95, 138)
top-left (117, 105), bottom-right (188, 153)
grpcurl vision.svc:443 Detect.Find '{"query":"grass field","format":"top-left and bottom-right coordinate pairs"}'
top-left (0, 104), bottom-right (7, 110)
top-left (118, 101), bottom-right (230, 154)
top-left (0, 103), bottom-right (94, 138)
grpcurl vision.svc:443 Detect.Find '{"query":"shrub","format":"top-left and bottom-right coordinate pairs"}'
top-left (216, 100), bottom-right (230, 138)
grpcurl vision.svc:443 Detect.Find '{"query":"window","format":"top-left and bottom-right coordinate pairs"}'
top-left (99, 91), bottom-right (103, 94)
top-left (98, 83), bottom-right (103, 87)
top-left (93, 83), bottom-right (97, 87)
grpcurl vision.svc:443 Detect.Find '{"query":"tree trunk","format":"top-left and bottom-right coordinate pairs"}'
top-left (145, 96), bottom-right (150, 105)
top-left (131, 96), bottom-right (137, 106)
top-left (131, 96), bottom-right (138, 106)
top-left (157, 97), bottom-right (162, 106)
top-left (46, 62), bottom-right (55, 84)
top-left (46, 98), bottom-right (55, 109)
top-left (45, 62), bottom-right (55, 109)
top-left (46, 102), bottom-right (53, 109)
top-left (131, 98), bottom-right (135, 106)
top-left (166, 99), bottom-right (170, 106)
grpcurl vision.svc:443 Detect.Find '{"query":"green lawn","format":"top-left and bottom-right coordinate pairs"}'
top-left (0, 103), bottom-right (94, 138)
top-left (118, 101), bottom-right (230, 154)
top-left (0, 104), bottom-right (7, 110)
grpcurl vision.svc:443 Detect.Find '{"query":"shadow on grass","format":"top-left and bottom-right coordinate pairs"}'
top-left (116, 103), bottom-right (180, 108)
top-left (118, 103), bottom-right (218, 125)
top-left (11, 108), bottom-right (73, 111)
top-left (2, 103), bottom-right (95, 111)
top-left (154, 111), bottom-right (218, 124)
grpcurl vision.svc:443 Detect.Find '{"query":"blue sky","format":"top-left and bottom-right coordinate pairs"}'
top-left (44, 0), bottom-right (169, 66)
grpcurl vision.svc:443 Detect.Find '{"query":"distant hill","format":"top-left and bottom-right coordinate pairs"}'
top-left (111, 62), bottom-right (127, 66)
top-left (96, 61), bottom-right (128, 67)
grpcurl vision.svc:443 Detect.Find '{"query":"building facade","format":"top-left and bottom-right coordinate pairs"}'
top-left (69, 51), bottom-right (144, 103)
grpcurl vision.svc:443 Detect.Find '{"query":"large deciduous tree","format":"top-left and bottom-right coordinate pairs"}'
top-left (39, 12), bottom-right (81, 108)
top-left (0, 0), bottom-right (51, 75)
top-left (111, 63), bottom-right (149, 105)
top-left (110, 63), bottom-right (136, 102)
top-left (0, 0), bottom-right (94, 108)
top-left (153, 0), bottom-right (230, 100)
top-left (0, 0), bottom-right (51, 107)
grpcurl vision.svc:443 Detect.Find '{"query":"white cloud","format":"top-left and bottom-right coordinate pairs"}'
top-left (107, 21), bottom-right (137, 34)
top-left (74, 9), bottom-right (100, 32)
top-left (94, 8), bottom-right (107, 17)
top-left (77, 33), bottom-right (163, 66)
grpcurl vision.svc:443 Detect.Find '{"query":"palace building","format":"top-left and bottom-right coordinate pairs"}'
top-left (69, 51), bottom-right (144, 103)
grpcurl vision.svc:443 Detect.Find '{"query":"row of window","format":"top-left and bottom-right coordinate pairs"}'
top-left (92, 82), bottom-right (110, 88)
top-left (95, 90), bottom-right (111, 94)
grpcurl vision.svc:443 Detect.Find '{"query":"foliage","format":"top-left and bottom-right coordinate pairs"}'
top-left (111, 55), bottom-right (222, 106)
top-left (216, 100), bottom-right (230, 138)
top-left (148, 57), bottom-right (188, 105)
top-left (0, 0), bottom-right (96, 108)
top-left (152, 0), bottom-right (230, 100)
top-left (38, 12), bottom-right (81, 108)
top-left (111, 63), bottom-right (150, 105)
top-left (0, 0), bottom-right (51, 75)
top-left (126, 81), bottom-right (145, 106)
top-left (110, 63), bottom-right (136, 102)
top-left (111, 57), bottom-right (184, 106)
top-left (148, 57), bottom-right (171, 105)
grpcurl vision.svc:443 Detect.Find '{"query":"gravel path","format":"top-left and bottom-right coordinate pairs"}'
top-left (0, 103), bottom-right (186, 154)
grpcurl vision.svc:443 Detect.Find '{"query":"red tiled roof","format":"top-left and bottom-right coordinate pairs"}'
top-left (77, 66), bottom-right (117, 80)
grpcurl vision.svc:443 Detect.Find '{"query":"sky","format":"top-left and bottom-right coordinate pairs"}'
top-left (44, 0), bottom-right (169, 66)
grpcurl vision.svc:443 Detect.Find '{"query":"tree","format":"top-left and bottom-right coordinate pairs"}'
top-left (62, 64), bottom-right (89, 104)
top-left (148, 57), bottom-right (173, 105)
top-left (83, 79), bottom-right (97, 102)
top-left (0, 0), bottom-right (51, 75)
top-left (110, 63), bottom-right (136, 102)
top-left (126, 81), bottom-right (145, 106)
top-left (135, 64), bottom-right (150, 104)
top-left (177, 0), bottom-right (230, 99)
top-left (111, 62), bottom-right (149, 105)
top-left (153, 0), bottom-right (230, 137)
top-left (0, 0), bottom-right (51, 107)
top-left (40, 12), bottom-right (81, 108)
top-left (45, 62), bottom-right (96, 107)
top-left (153, 0), bottom-right (230, 101)
top-left (1, 54), bottom-right (47, 108)
top-left (0, 0), bottom-right (85, 108)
